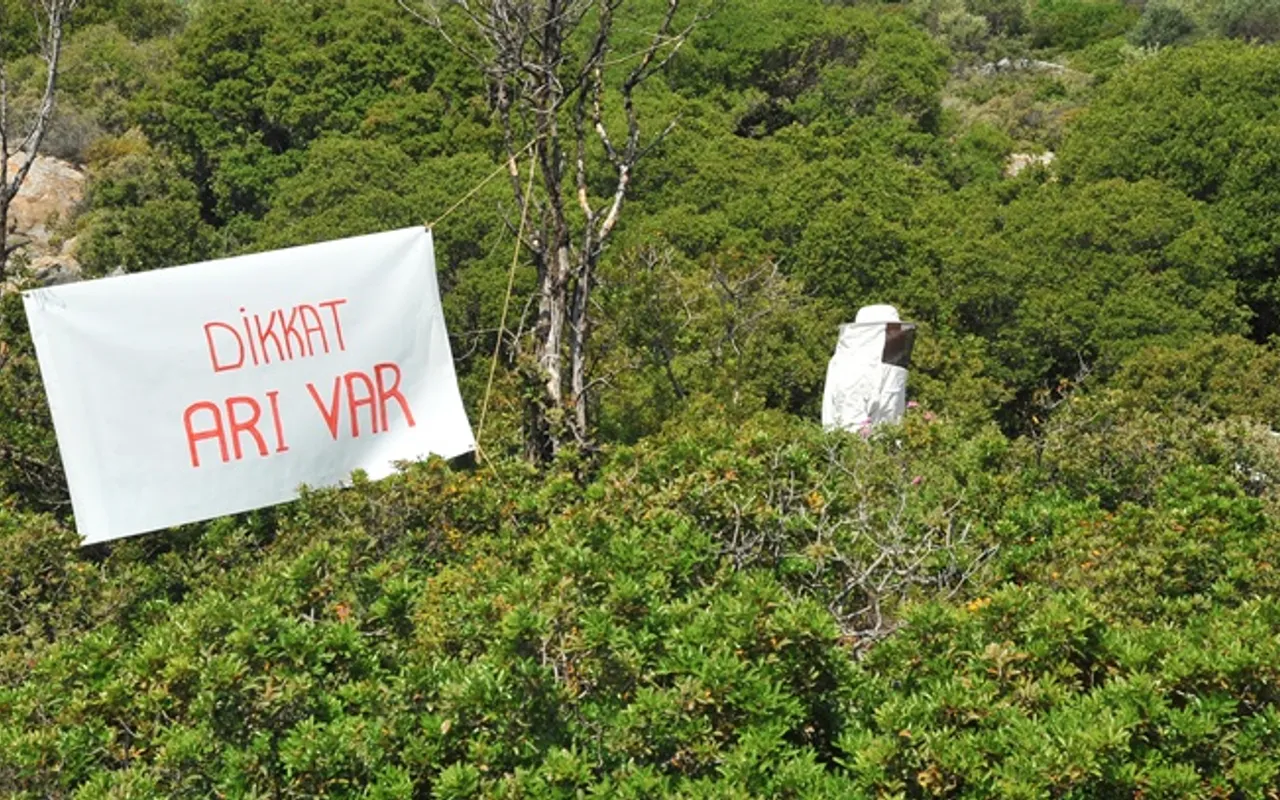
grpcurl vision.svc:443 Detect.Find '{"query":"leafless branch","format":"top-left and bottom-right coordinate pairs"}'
top-left (404, 0), bottom-right (698, 460)
top-left (702, 438), bottom-right (997, 655)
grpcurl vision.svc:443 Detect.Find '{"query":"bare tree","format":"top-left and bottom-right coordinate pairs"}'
top-left (714, 439), bottom-right (996, 654)
top-left (1, 0), bottom-right (78, 281)
top-left (400, 0), bottom-right (699, 461)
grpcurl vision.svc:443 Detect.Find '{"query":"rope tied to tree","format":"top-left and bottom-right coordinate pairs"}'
top-left (442, 143), bottom-right (538, 467)
top-left (424, 137), bottom-right (540, 232)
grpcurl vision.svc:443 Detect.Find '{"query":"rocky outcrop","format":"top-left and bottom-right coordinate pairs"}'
top-left (976, 57), bottom-right (1066, 76)
top-left (4, 154), bottom-right (86, 283)
top-left (1005, 151), bottom-right (1056, 178)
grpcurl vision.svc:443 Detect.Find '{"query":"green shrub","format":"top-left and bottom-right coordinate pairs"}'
top-left (967, 0), bottom-right (1031, 36)
top-left (1211, 0), bottom-right (1280, 41)
top-left (1059, 39), bottom-right (1280, 201)
top-left (0, 290), bottom-right (64, 514)
top-left (76, 135), bottom-right (218, 275)
top-left (1029, 0), bottom-right (1139, 49)
top-left (1113, 335), bottom-right (1280, 426)
top-left (2, 400), bottom-right (1279, 796)
top-left (1129, 1), bottom-right (1199, 46)
top-left (73, 0), bottom-right (186, 41)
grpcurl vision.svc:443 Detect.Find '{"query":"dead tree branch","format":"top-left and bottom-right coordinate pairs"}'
top-left (404, 0), bottom-right (702, 462)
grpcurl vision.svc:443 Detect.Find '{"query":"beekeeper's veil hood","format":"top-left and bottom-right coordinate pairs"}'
top-left (822, 304), bottom-right (916, 431)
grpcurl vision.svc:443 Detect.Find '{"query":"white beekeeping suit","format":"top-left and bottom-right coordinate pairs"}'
top-left (822, 304), bottom-right (916, 432)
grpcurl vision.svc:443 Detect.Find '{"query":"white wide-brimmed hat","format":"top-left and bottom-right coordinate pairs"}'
top-left (854, 304), bottom-right (901, 324)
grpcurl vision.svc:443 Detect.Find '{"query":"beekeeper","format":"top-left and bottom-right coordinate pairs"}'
top-left (822, 304), bottom-right (916, 432)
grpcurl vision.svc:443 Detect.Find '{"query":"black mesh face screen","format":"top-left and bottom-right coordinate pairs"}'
top-left (882, 323), bottom-right (916, 368)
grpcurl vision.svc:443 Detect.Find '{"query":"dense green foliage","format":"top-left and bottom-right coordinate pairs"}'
top-left (4, 0), bottom-right (1280, 795)
top-left (3, 407), bottom-right (1280, 796)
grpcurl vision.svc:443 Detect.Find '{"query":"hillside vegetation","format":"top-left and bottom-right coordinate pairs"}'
top-left (3, 0), bottom-right (1280, 796)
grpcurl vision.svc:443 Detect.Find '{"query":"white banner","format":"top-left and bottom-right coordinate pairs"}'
top-left (23, 227), bottom-right (475, 545)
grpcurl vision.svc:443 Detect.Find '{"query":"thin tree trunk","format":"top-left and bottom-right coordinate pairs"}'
top-left (0, 203), bottom-right (9, 282)
top-left (531, 241), bottom-right (569, 458)
top-left (568, 250), bottom-right (593, 442)
top-left (1, 62), bottom-right (11, 282)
